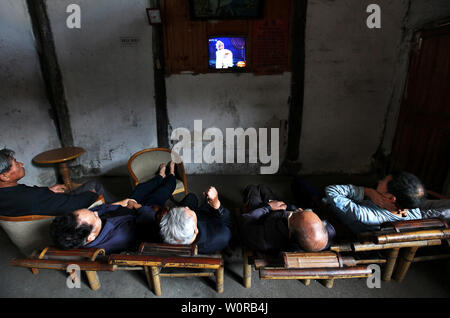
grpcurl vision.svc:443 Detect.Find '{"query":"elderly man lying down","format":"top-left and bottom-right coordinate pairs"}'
top-left (50, 162), bottom-right (176, 254)
top-left (323, 171), bottom-right (449, 233)
top-left (240, 184), bottom-right (336, 254)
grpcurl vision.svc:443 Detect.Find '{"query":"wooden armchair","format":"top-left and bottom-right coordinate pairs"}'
top-left (127, 148), bottom-right (188, 196)
top-left (109, 242), bottom-right (224, 296)
top-left (235, 207), bottom-right (372, 289)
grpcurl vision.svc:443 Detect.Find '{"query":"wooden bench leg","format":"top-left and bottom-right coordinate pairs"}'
top-left (320, 279), bottom-right (334, 288)
top-left (216, 265), bottom-right (224, 293)
top-left (85, 271), bottom-right (100, 291)
top-left (393, 246), bottom-right (419, 283)
top-left (243, 249), bottom-right (252, 288)
top-left (382, 248), bottom-right (399, 282)
top-left (300, 279), bottom-right (311, 286)
top-left (151, 266), bottom-right (162, 296)
top-left (144, 266), bottom-right (153, 290)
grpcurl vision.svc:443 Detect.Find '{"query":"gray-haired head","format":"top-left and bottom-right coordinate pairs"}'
top-left (0, 149), bottom-right (15, 174)
top-left (160, 207), bottom-right (196, 245)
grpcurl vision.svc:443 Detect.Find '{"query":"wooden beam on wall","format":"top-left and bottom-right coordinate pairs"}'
top-left (152, 0), bottom-right (169, 148)
top-left (26, 0), bottom-right (74, 148)
top-left (286, 0), bottom-right (307, 161)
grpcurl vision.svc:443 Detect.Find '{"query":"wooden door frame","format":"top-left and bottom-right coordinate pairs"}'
top-left (390, 22), bottom-right (450, 192)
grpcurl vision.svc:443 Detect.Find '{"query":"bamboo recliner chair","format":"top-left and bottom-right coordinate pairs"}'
top-left (235, 207), bottom-right (373, 289)
top-left (11, 242), bottom-right (224, 295)
top-left (236, 188), bottom-right (450, 288)
top-left (109, 242), bottom-right (224, 296)
top-left (328, 190), bottom-right (450, 282)
top-left (2, 195), bottom-right (106, 290)
top-left (127, 148), bottom-right (188, 196)
top-left (329, 218), bottom-right (450, 282)
top-left (11, 205), bottom-right (224, 295)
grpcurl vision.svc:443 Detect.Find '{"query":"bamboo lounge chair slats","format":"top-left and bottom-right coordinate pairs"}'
top-left (260, 266), bottom-right (373, 281)
top-left (138, 242), bottom-right (198, 256)
top-left (108, 243), bottom-right (224, 296)
top-left (10, 247), bottom-right (109, 291)
top-left (381, 218), bottom-right (448, 233)
top-left (376, 228), bottom-right (450, 244)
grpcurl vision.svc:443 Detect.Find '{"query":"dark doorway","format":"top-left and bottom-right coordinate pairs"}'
top-left (390, 24), bottom-right (450, 192)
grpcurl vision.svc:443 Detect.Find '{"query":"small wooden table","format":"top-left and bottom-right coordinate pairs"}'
top-left (33, 147), bottom-right (85, 191)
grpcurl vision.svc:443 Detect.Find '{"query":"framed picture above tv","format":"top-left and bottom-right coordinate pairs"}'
top-left (190, 0), bottom-right (264, 20)
top-left (208, 36), bottom-right (247, 71)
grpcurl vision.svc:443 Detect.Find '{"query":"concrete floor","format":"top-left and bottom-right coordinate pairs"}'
top-left (1, 174), bottom-right (449, 298)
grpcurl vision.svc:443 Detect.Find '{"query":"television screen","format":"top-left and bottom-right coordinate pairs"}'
top-left (208, 36), bottom-right (247, 70)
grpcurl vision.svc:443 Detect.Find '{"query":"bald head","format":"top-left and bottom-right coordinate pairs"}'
top-left (289, 210), bottom-right (328, 252)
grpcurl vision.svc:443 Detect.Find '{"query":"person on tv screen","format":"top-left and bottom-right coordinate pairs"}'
top-left (215, 40), bottom-right (233, 69)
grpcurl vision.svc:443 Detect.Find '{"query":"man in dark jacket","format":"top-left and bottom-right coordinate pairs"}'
top-left (240, 184), bottom-right (335, 254)
top-left (159, 186), bottom-right (232, 254)
top-left (0, 148), bottom-right (115, 216)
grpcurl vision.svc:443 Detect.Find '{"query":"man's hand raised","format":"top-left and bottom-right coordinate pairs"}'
top-left (205, 186), bottom-right (221, 210)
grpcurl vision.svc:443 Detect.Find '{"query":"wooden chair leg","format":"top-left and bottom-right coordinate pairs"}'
top-left (320, 279), bottom-right (334, 288)
top-left (151, 266), bottom-right (162, 296)
top-left (144, 266), bottom-right (153, 290)
top-left (85, 271), bottom-right (101, 291)
top-left (382, 248), bottom-right (399, 282)
top-left (299, 279), bottom-right (311, 286)
top-left (243, 249), bottom-right (252, 288)
top-left (393, 246), bottom-right (419, 283)
top-left (216, 265), bottom-right (224, 293)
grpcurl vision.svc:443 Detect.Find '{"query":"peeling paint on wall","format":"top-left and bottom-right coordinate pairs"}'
top-left (0, 0), bottom-right (61, 186)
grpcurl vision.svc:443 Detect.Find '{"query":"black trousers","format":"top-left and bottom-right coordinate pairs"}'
top-left (243, 184), bottom-right (279, 211)
top-left (130, 175), bottom-right (176, 208)
top-left (71, 178), bottom-right (117, 203)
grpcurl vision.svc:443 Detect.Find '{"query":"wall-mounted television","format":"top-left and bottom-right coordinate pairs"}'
top-left (208, 36), bottom-right (247, 70)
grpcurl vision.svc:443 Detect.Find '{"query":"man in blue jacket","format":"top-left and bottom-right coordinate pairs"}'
top-left (50, 163), bottom-right (176, 254)
top-left (324, 172), bottom-right (425, 233)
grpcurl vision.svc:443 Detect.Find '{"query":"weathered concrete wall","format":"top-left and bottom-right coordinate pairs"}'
top-left (3, 1), bottom-right (448, 179)
top-left (166, 73), bottom-right (290, 174)
top-left (0, 0), bottom-right (61, 186)
top-left (45, 0), bottom-right (157, 176)
top-left (298, 0), bottom-right (409, 174)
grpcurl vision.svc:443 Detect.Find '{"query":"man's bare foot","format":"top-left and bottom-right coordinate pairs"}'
top-left (169, 161), bottom-right (175, 176)
top-left (159, 163), bottom-right (166, 178)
